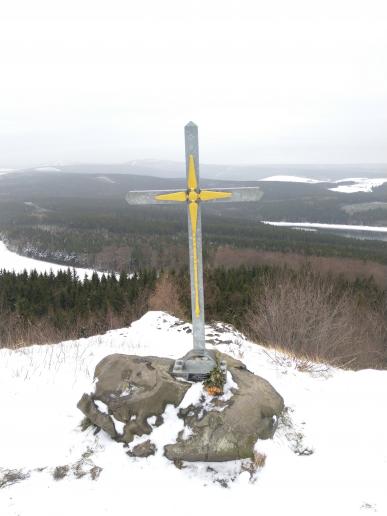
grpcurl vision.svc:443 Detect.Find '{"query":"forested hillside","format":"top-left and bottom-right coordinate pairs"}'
top-left (0, 269), bottom-right (156, 347)
top-left (1, 265), bottom-right (385, 370)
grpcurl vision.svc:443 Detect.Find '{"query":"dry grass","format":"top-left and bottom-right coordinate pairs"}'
top-left (253, 451), bottom-right (267, 468)
top-left (246, 270), bottom-right (387, 370)
top-left (240, 451), bottom-right (267, 479)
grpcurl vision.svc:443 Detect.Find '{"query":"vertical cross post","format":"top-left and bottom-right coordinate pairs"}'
top-left (184, 122), bottom-right (205, 354)
top-left (125, 122), bottom-right (263, 380)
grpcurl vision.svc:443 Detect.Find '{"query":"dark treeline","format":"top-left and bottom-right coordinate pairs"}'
top-left (0, 268), bottom-right (156, 347)
top-left (1, 265), bottom-right (386, 370)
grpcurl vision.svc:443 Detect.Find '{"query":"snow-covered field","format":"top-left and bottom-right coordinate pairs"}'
top-left (0, 240), bottom-right (104, 279)
top-left (260, 175), bottom-right (323, 184)
top-left (262, 221), bottom-right (387, 233)
top-left (0, 311), bottom-right (386, 516)
top-left (329, 178), bottom-right (387, 193)
top-left (260, 175), bottom-right (387, 193)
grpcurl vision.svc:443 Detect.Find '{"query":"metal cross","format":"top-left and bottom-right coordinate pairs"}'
top-left (126, 121), bottom-right (263, 380)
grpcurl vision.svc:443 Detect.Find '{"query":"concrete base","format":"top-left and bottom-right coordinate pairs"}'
top-left (172, 349), bottom-right (227, 381)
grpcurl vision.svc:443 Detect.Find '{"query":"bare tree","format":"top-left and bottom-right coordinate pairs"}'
top-left (148, 273), bottom-right (185, 320)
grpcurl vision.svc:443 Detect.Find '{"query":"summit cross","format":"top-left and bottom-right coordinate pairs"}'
top-left (126, 122), bottom-right (263, 380)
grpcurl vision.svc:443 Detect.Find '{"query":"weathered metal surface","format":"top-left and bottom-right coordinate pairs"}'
top-left (184, 122), bottom-right (206, 351)
top-left (125, 186), bottom-right (263, 205)
top-left (201, 186), bottom-right (263, 203)
top-left (125, 190), bottom-right (185, 205)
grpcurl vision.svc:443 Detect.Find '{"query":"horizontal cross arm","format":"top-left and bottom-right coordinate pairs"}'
top-left (125, 189), bottom-right (186, 205)
top-left (201, 187), bottom-right (263, 203)
top-left (126, 186), bottom-right (264, 206)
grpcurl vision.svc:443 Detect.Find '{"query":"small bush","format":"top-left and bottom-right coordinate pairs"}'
top-left (240, 452), bottom-right (267, 479)
top-left (148, 273), bottom-right (185, 319)
top-left (53, 465), bottom-right (69, 481)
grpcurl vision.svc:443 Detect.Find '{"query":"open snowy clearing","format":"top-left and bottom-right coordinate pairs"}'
top-left (0, 311), bottom-right (386, 516)
top-left (262, 221), bottom-right (387, 233)
top-left (259, 175), bottom-right (387, 193)
top-left (260, 175), bottom-right (323, 184)
top-left (34, 166), bottom-right (61, 172)
top-left (329, 178), bottom-right (387, 193)
top-left (0, 240), bottom-right (106, 279)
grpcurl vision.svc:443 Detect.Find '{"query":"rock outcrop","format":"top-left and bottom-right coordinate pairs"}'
top-left (78, 354), bottom-right (190, 443)
top-left (77, 353), bottom-right (284, 462)
top-left (165, 354), bottom-right (284, 461)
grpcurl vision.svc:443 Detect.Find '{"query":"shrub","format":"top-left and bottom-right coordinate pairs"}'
top-left (246, 269), bottom-right (386, 370)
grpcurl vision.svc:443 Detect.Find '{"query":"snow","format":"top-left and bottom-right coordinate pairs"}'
top-left (0, 240), bottom-right (107, 279)
top-left (260, 175), bottom-right (323, 183)
top-left (111, 416), bottom-right (125, 435)
top-left (262, 221), bottom-right (387, 233)
top-left (34, 166), bottom-right (61, 172)
top-left (329, 177), bottom-right (387, 193)
top-left (178, 371), bottom-right (238, 420)
top-left (258, 175), bottom-right (387, 193)
top-left (0, 168), bottom-right (16, 176)
top-left (95, 176), bottom-right (116, 184)
top-left (94, 400), bottom-right (108, 414)
top-left (0, 310), bottom-right (386, 515)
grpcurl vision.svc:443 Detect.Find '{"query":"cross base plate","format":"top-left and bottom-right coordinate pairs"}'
top-left (171, 349), bottom-right (227, 382)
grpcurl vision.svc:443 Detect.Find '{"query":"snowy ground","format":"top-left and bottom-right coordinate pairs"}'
top-left (0, 311), bottom-right (386, 515)
top-left (0, 240), bottom-right (106, 279)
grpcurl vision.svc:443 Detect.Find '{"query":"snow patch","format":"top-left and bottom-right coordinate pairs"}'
top-left (262, 221), bottom-right (387, 233)
top-left (179, 371), bottom-right (238, 418)
top-left (329, 177), bottom-right (387, 193)
top-left (260, 175), bottom-right (323, 184)
top-left (111, 416), bottom-right (125, 435)
top-left (95, 176), bottom-right (116, 184)
top-left (94, 400), bottom-right (108, 414)
top-left (34, 166), bottom-right (61, 172)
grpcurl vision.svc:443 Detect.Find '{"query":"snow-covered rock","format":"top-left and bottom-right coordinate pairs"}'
top-left (77, 352), bottom-right (284, 462)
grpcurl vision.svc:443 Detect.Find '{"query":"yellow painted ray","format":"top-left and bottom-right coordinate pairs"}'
top-left (154, 191), bottom-right (187, 202)
top-left (189, 201), bottom-right (200, 317)
top-left (187, 154), bottom-right (198, 190)
top-left (199, 190), bottom-right (232, 201)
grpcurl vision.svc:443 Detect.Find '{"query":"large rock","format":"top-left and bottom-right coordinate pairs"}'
top-left (77, 353), bottom-right (284, 462)
top-left (164, 354), bottom-right (284, 462)
top-left (77, 354), bottom-right (190, 443)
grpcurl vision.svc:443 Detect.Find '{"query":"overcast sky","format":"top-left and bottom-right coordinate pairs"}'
top-left (0, 0), bottom-right (386, 167)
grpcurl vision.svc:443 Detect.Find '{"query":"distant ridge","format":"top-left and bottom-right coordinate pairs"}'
top-left (14, 161), bottom-right (387, 182)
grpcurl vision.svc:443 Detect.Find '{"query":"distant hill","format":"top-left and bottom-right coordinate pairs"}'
top-left (9, 161), bottom-right (387, 182)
